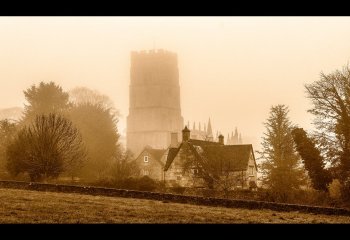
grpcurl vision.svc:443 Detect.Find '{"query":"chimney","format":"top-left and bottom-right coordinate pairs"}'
top-left (182, 126), bottom-right (190, 142)
top-left (170, 132), bottom-right (179, 148)
top-left (218, 134), bottom-right (224, 145)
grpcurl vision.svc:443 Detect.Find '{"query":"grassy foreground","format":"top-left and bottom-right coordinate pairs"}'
top-left (0, 188), bottom-right (350, 223)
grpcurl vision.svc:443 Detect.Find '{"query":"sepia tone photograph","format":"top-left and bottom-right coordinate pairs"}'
top-left (0, 16), bottom-right (350, 224)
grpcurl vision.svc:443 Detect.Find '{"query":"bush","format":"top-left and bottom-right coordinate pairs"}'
top-left (249, 181), bottom-right (257, 190)
top-left (328, 179), bottom-right (342, 200)
top-left (341, 180), bottom-right (350, 207)
top-left (169, 183), bottom-right (187, 194)
top-left (137, 176), bottom-right (158, 191)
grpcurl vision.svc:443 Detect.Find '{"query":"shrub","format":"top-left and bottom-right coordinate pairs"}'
top-left (340, 180), bottom-right (350, 207)
top-left (249, 181), bottom-right (257, 190)
top-left (328, 179), bottom-right (342, 200)
top-left (169, 183), bottom-right (187, 194)
top-left (137, 176), bottom-right (158, 191)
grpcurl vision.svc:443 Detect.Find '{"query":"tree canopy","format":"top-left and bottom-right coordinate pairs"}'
top-left (305, 65), bottom-right (350, 182)
top-left (23, 82), bottom-right (70, 124)
top-left (68, 102), bottom-right (120, 180)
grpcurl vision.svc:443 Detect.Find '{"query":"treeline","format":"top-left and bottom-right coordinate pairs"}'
top-left (0, 82), bottom-right (140, 185)
top-left (258, 65), bottom-right (350, 206)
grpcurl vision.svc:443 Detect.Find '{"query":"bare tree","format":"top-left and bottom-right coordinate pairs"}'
top-left (305, 65), bottom-right (350, 182)
top-left (213, 171), bottom-right (238, 198)
top-left (111, 149), bottom-right (140, 182)
top-left (6, 114), bottom-right (86, 181)
top-left (69, 87), bottom-right (118, 116)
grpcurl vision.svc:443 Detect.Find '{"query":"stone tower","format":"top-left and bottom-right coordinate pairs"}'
top-left (127, 49), bottom-right (184, 156)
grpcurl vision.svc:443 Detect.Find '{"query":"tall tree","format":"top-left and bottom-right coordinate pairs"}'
top-left (0, 120), bottom-right (17, 176)
top-left (291, 127), bottom-right (332, 191)
top-left (68, 102), bottom-right (120, 180)
top-left (22, 82), bottom-right (70, 123)
top-left (6, 114), bottom-right (86, 181)
top-left (305, 65), bottom-right (350, 182)
top-left (258, 105), bottom-right (304, 197)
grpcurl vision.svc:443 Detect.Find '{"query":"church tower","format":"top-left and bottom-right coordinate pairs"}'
top-left (127, 49), bottom-right (184, 155)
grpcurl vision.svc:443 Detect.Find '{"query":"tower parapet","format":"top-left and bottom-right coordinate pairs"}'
top-left (130, 49), bottom-right (178, 87)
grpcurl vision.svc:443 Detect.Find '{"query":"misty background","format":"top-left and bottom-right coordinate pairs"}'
top-left (1, 17), bottom-right (350, 150)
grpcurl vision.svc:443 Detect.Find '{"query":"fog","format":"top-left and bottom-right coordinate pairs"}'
top-left (1, 17), bottom-right (350, 150)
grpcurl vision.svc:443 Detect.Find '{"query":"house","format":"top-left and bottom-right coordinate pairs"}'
top-left (134, 146), bottom-right (167, 181)
top-left (164, 126), bottom-right (258, 189)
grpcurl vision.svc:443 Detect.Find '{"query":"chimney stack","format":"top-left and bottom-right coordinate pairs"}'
top-left (182, 126), bottom-right (190, 142)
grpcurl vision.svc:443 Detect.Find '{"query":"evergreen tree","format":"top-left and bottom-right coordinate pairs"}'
top-left (291, 127), bottom-right (332, 191)
top-left (258, 105), bottom-right (304, 198)
top-left (68, 102), bottom-right (120, 180)
top-left (22, 82), bottom-right (70, 124)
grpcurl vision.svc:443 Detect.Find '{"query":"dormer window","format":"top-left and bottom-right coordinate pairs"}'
top-left (144, 156), bottom-right (149, 163)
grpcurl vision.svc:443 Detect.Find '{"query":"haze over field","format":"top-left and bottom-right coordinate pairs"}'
top-left (1, 17), bottom-right (350, 150)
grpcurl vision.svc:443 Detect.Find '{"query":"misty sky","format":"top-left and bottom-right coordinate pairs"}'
top-left (1, 17), bottom-right (350, 150)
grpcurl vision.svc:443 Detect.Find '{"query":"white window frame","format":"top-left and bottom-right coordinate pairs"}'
top-left (144, 155), bottom-right (149, 163)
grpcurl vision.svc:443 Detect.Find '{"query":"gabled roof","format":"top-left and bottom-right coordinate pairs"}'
top-left (188, 139), bottom-right (220, 147)
top-left (136, 147), bottom-right (167, 166)
top-left (164, 139), bottom-right (220, 170)
top-left (201, 144), bottom-right (255, 172)
top-left (164, 146), bottom-right (181, 171)
top-left (164, 139), bottom-right (256, 174)
top-left (147, 148), bottom-right (167, 163)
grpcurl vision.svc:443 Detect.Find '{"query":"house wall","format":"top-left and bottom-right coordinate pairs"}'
top-left (135, 150), bottom-right (165, 181)
top-left (245, 152), bottom-right (258, 188)
top-left (164, 148), bottom-right (206, 188)
top-left (164, 147), bottom-right (258, 189)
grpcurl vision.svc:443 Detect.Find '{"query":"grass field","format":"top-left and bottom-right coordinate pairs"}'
top-left (1, 188), bottom-right (350, 223)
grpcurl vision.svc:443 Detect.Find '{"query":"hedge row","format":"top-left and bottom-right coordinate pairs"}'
top-left (1, 180), bottom-right (350, 216)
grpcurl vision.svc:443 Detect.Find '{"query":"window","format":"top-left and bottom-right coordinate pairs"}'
top-left (142, 169), bottom-right (149, 176)
top-left (249, 166), bottom-right (254, 176)
top-left (144, 156), bottom-right (149, 163)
